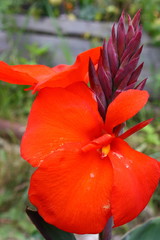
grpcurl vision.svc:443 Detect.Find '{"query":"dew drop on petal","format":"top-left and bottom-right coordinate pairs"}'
top-left (112, 152), bottom-right (123, 159)
top-left (90, 173), bottom-right (95, 178)
top-left (103, 201), bottom-right (111, 210)
top-left (125, 164), bottom-right (130, 169)
top-left (38, 159), bottom-right (44, 167)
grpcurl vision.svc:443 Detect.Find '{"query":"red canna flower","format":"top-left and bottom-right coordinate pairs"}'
top-left (20, 82), bottom-right (160, 234)
top-left (1, 9), bottom-right (159, 236)
top-left (0, 47), bottom-right (100, 90)
top-left (32, 10), bottom-right (144, 97)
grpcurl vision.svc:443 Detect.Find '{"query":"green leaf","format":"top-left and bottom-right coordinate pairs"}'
top-left (26, 208), bottom-right (76, 240)
top-left (121, 217), bottom-right (160, 240)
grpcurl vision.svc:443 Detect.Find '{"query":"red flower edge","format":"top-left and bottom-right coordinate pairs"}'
top-left (0, 47), bottom-right (100, 90)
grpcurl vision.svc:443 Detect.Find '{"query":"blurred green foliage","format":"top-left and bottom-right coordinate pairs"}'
top-left (121, 217), bottom-right (160, 240)
top-left (1, 0), bottom-right (160, 43)
top-left (126, 100), bottom-right (160, 155)
top-left (0, 43), bottom-right (50, 122)
top-left (0, 0), bottom-right (160, 47)
top-left (0, 142), bottom-right (43, 239)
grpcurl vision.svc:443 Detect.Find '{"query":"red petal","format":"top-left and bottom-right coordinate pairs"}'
top-left (105, 90), bottom-right (149, 134)
top-left (119, 118), bottom-right (153, 139)
top-left (0, 61), bottom-right (36, 85)
top-left (21, 83), bottom-right (103, 167)
top-left (52, 64), bottom-right (68, 73)
top-left (66, 81), bottom-right (97, 109)
top-left (12, 64), bottom-right (55, 82)
top-left (82, 133), bottom-right (114, 152)
top-left (34, 47), bottom-right (101, 91)
top-left (109, 138), bottom-right (160, 227)
top-left (29, 147), bottom-right (113, 234)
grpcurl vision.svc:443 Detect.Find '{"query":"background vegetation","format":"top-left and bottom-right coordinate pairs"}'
top-left (0, 0), bottom-right (160, 239)
top-left (1, 0), bottom-right (160, 42)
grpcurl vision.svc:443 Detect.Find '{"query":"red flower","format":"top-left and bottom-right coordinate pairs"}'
top-left (0, 47), bottom-right (100, 90)
top-left (21, 82), bottom-right (160, 234)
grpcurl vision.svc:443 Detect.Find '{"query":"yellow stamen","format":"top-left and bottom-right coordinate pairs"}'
top-left (102, 145), bottom-right (110, 157)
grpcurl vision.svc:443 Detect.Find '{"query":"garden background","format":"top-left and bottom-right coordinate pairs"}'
top-left (0, 0), bottom-right (160, 239)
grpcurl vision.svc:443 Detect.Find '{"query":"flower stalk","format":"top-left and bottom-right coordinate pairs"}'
top-left (99, 217), bottom-right (113, 240)
top-left (89, 10), bottom-right (146, 121)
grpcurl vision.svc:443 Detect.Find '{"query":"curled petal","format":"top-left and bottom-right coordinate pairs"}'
top-left (21, 82), bottom-right (103, 167)
top-left (0, 61), bottom-right (37, 85)
top-left (51, 64), bottom-right (68, 73)
top-left (0, 47), bottom-right (100, 91)
top-left (82, 133), bottom-right (114, 152)
top-left (0, 62), bottom-right (69, 87)
top-left (12, 64), bottom-right (56, 82)
top-left (29, 147), bottom-right (113, 234)
top-left (105, 89), bottom-right (149, 134)
top-left (119, 118), bottom-right (153, 139)
top-left (109, 138), bottom-right (160, 227)
top-left (34, 47), bottom-right (101, 91)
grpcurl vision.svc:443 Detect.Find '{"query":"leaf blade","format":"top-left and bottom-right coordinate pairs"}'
top-left (26, 208), bottom-right (76, 240)
top-left (121, 217), bottom-right (160, 240)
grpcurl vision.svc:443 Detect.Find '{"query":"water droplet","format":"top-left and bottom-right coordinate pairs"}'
top-left (90, 173), bottom-right (95, 178)
top-left (103, 200), bottom-right (110, 210)
top-left (113, 152), bottom-right (123, 159)
top-left (103, 204), bottom-right (110, 210)
top-left (125, 164), bottom-right (129, 168)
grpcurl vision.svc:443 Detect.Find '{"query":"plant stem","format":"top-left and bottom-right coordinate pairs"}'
top-left (99, 217), bottom-right (113, 240)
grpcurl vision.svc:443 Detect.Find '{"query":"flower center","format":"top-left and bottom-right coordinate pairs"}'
top-left (101, 144), bottom-right (111, 158)
top-left (82, 133), bottom-right (114, 157)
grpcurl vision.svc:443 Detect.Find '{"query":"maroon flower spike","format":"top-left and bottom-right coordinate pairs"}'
top-left (89, 10), bottom-right (146, 120)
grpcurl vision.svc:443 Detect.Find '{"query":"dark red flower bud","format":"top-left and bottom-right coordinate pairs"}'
top-left (89, 10), bottom-right (146, 120)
